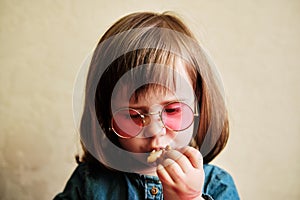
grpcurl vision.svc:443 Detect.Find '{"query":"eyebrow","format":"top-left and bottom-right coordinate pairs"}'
top-left (128, 99), bottom-right (190, 110)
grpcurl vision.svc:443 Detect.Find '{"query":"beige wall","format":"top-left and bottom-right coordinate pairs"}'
top-left (1, 0), bottom-right (299, 199)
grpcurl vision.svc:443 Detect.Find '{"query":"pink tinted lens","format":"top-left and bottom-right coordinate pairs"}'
top-left (161, 102), bottom-right (194, 131)
top-left (112, 109), bottom-right (143, 138)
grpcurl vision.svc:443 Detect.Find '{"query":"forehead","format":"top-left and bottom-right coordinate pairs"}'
top-left (111, 60), bottom-right (195, 110)
top-left (111, 84), bottom-right (195, 111)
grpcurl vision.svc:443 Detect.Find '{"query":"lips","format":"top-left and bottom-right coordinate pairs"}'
top-left (149, 144), bottom-right (172, 152)
top-left (150, 146), bottom-right (165, 152)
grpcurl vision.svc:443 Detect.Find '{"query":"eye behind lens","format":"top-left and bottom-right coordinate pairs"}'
top-left (111, 108), bottom-right (144, 138)
top-left (161, 102), bottom-right (194, 131)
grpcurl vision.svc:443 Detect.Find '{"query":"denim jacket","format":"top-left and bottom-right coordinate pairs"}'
top-left (54, 162), bottom-right (239, 200)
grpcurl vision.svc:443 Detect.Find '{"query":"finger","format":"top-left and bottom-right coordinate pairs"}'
top-left (178, 146), bottom-right (203, 169)
top-left (156, 164), bottom-right (174, 184)
top-left (162, 158), bottom-right (185, 183)
top-left (164, 149), bottom-right (193, 173)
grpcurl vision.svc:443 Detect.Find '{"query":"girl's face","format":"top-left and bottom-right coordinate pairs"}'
top-left (111, 60), bottom-right (196, 154)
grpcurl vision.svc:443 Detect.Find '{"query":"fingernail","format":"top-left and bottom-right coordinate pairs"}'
top-left (157, 164), bottom-right (164, 171)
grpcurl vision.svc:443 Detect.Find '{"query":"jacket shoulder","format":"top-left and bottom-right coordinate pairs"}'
top-left (53, 163), bottom-right (124, 200)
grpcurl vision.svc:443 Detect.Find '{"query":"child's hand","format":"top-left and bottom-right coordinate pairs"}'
top-left (156, 146), bottom-right (205, 200)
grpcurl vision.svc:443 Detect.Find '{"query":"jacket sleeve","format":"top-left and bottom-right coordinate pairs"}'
top-left (202, 164), bottom-right (240, 200)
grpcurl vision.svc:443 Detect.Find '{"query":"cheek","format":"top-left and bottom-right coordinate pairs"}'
top-left (118, 138), bottom-right (142, 152)
top-left (172, 125), bottom-right (194, 147)
top-left (118, 139), bottom-right (132, 151)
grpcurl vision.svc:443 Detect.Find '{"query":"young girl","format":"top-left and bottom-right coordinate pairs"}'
top-left (54, 12), bottom-right (239, 200)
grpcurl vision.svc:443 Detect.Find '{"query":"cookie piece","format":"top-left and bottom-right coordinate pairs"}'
top-left (147, 149), bottom-right (163, 163)
top-left (147, 145), bottom-right (171, 163)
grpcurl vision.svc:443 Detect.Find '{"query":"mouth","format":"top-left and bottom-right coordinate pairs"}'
top-left (150, 146), bottom-right (164, 152)
top-left (149, 144), bottom-right (172, 152)
top-left (147, 145), bottom-right (171, 163)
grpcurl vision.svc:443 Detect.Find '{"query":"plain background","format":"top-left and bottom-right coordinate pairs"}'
top-left (0, 0), bottom-right (299, 199)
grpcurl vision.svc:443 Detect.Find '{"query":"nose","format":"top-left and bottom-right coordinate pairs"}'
top-left (142, 115), bottom-right (166, 138)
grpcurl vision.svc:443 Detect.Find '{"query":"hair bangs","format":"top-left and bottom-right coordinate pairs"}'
top-left (115, 48), bottom-right (179, 103)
